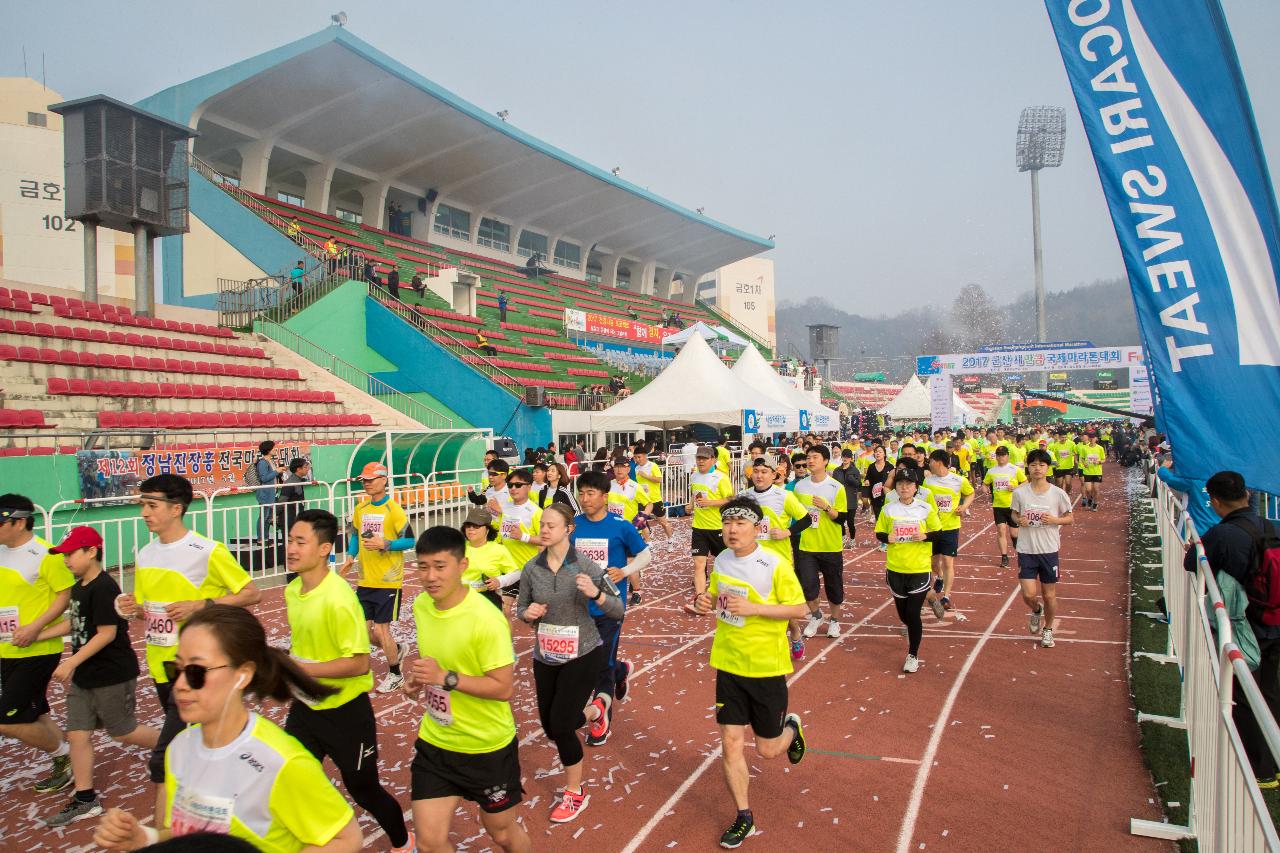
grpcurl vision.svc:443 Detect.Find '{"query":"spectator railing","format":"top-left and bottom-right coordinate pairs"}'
top-left (695, 297), bottom-right (774, 358)
top-left (253, 317), bottom-right (453, 429)
top-left (1134, 469), bottom-right (1280, 849)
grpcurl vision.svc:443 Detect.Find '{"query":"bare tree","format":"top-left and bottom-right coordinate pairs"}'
top-left (951, 283), bottom-right (1007, 350)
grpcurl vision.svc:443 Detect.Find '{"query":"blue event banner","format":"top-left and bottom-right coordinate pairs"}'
top-left (1045, 0), bottom-right (1280, 494)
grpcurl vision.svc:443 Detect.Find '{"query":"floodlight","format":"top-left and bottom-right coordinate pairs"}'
top-left (1016, 106), bottom-right (1066, 172)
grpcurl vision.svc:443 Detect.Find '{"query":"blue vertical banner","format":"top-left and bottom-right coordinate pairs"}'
top-left (1045, 0), bottom-right (1280, 494)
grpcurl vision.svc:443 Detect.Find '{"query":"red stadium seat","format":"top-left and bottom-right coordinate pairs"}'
top-left (47, 377), bottom-right (70, 395)
top-left (0, 344), bottom-right (17, 361)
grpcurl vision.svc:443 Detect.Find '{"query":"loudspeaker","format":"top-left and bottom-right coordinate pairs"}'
top-left (417, 198), bottom-right (427, 214)
top-left (524, 386), bottom-right (547, 407)
top-left (425, 188), bottom-right (439, 203)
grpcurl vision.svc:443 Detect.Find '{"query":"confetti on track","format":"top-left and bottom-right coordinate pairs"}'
top-left (0, 466), bottom-right (1170, 850)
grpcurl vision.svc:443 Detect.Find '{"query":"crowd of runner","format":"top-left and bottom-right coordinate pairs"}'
top-left (0, 422), bottom-right (1127, 851)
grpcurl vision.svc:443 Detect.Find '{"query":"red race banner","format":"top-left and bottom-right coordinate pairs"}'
top-left (564, 308), bottom-right (674, 346)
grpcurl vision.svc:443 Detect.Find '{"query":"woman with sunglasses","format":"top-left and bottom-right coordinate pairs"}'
top-left (534, 463), bottom-right (578, 513)
top-left (516, 504), bottom-right (623, 824)
top-left (94, 605), bottom-right (363, 852)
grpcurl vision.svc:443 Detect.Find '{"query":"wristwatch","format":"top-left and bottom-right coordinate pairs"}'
top-left (443, 670), bottom-right (459, 692)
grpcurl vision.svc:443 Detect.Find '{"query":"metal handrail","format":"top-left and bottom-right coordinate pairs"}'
top-left (695, 297), bottom-right (773, 357)
top-left (253, 317), bottom-right (453, 428)
top-left (366, 286), bottom-right (525, 398)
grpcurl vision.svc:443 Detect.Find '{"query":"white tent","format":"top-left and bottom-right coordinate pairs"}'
top-left (731, 346), bottom-right (842, 432)
top-left (661, 321), bottom-right (721, 347)
top-left (592, 333), bottom-right (794, 429)
top-left (711, 324), bottom-right (751, 348)
top-left (879, 375), bottom-right (931, 420)
top-left (880, 375), bottom-right (983, 425)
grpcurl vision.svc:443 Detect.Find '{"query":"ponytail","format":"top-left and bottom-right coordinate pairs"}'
top-left (181, 605), bottom-right (338, 704)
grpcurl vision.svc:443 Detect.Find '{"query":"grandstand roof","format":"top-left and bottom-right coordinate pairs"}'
top-left (137, 27), bottom-right (773, 277)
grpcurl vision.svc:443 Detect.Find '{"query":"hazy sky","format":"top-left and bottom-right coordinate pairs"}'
top-left (4, 1), bottom-right (1278, 308)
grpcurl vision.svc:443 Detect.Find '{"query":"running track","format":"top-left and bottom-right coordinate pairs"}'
top-left (0, 464), bottom-right (1171, 851)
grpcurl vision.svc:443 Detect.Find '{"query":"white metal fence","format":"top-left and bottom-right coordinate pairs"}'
top-left (1134, 469), bottom-right (1280, 850)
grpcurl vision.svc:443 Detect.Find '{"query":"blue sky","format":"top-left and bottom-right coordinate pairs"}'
top-left (4, 1), bottom-right (1277, 307)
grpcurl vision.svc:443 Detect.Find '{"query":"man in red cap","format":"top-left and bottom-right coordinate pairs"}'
top-left (37, 527), bottom-right (158, 827)
top-left (341, 462), bottom-right (414, 692)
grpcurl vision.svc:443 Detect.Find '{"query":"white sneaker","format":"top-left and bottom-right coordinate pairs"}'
top-left (826, 618), bottom-right (841, 638)
top-left (802, 613), bottom-right (823, 639)
top-left (928, 596), bottom-right (946, 621)
top-left (1041, 628), bottom-right (1055, 648)
top-left (377, 671), bottom-right (404, 694)
top-left (1028, 608), bottom-right (1043, 635)
top-left (903, 654), bottom-right (919, 673)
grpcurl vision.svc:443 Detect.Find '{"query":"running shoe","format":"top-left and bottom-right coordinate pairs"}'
top-left (790, 639), bottom-right (805, 661)
top-left (549, 787), bottom-right (589, 823)
top-left (784, 713), bottom-right (806, 765)
top-left (720, 815), bottom-right (757, 849)
top-left (682, 597), bottom-right (702, 616)
top-left (1090, 504), bottom-right (1099, 512)
top-left (377, 671), bottom-right (404, 694)
top-left (941, 596), bottom-right (954, 612)
top-left (802, 613), bottom-right (823, 639)
top-left (903, 654), bottom-right (920, 673)
top-left (629, 590), bottom-right (642, 606)
top-left (586, 697), bottom-right (610, 746)
top-left (1029, 608), bottom-right (1043, 635)
top-left (44, 795), bottom-right (103, 826)
top-left (825, 618), bottom-right (841, 638)
top-left (33, 755), bottom-right (71, 793)
top-left (1000, 554), bottom-right (1010, 568)
top-left (1041, 628), bottom-right (1055, 648)
top-left (615, 660), bottom-right (634, 702)
top-left (928, 596), bottom-right (946, 620)
top-left (389, 831), bottom-right (415, 853)
top-left (932, 576), bottom-right (943, 594)
top-left (1257, 775), bottom-right (1279, 790)
top-left (878, 543), bottom-right (888, 553)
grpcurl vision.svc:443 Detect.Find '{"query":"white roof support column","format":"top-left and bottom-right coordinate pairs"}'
top-left (303, 162), bottom-right (334, 215)
top-left (655, 268), bottom-right (675, 300)
top-left (600, 253), bottom-right (621, 289)
top-left (237, 138), bottom-right (274, 195)
top-left (678, 271), bottom-right (704, 305)
top-left (636, 259), bottom-right (657, 296)
top-left (362, 182), bottom-right (390, 231)
top-left (411, 196), bottom-right (438, 243)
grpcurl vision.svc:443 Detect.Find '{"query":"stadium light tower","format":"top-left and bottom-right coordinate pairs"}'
top-left (1016, 106), bottom-right (1065, 352)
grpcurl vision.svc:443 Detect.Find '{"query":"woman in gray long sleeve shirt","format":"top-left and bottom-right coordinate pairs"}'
top-left (516, 503), bottom-right (622, 824)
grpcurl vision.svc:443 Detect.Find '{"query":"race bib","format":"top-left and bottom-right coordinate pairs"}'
top-left (935, 494), bottom-right (954, 514)
top-left (994, 477), bottom-right (1010, 492)
top-left (1087, 454), bottom-right (1101, 466)
top-left (891, 522), bottom-right (919, 543)
top-left (144, 601), bottom-right (179, 647)
top-left (807, 506), bottom-right (822, 526)
top-left (576, 538), bottom-right (609, 569)
top-left (0, 605), bottom-right (19, 644)
top-left (360, 515), bottom-right (384, 539)
top-left (171, 785), bottom-right (234, 837)
top-left (716, 583), bottom-right (748, 628)
top-left (537, 624), bottom-right (580, 663)
top-left (469, 579), bottom-right (488, 591)
top-left (500, 518), bottom-right (520, 540)
top-left (1058, 448), bottom-right (1072, 459)
top-left (607, 499), bottom-right (626, 517)
top-left (756, 516), bottom-right (772, 541)
top-left (425, 685), bottom-right (453, 727)
top-left (1022, 508), bottom-right (1047, 527)
top-left (872, 483), bottom-right (884, 498)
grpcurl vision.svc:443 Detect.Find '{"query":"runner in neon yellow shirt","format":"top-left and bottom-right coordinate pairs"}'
top-left (403, 526), bottom-right (530, 853)
top-left (692, 497), bottom-right (807, 848)
top-left (983, 447), bottom-right (1027, 568)
top-left (685, 446), bottom-right (735, 614)
top-left (740, 458), bottom-right (811, 661)
top-left (461, 507), bottom-right (520, 610)
top-left (283, 509), bottom-right (410, 852)
top-left (93, 605), bottom-right (363, 852)
top-left (923, 449), bottom-right (975, 616)
top-left (875, 467), bottom-right (941, 674)
top-left (793, 445), bottom-right (849, 640)
top-left (1076, 430), bottom-right (1106, 511)
top-left (632, 444), bottom-right (672, 539)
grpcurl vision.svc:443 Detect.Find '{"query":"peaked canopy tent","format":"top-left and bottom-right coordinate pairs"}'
top-left (592, 334), bottom-right (795, 430)
top-left (879, 375), bottom-right (981, 425)
top-left (731, 345), bottom-right (841, 432)
top-left (661, 321), bottom-right (725, 347)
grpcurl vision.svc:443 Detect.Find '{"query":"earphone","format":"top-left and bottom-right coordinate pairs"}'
top-left (235, 673), bottom-right (247, 690)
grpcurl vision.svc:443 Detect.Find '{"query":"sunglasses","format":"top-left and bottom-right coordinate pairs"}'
top-left (163, 660), bottom-right (232, 690)
top-left (508, 482), bottom-right (530, 489)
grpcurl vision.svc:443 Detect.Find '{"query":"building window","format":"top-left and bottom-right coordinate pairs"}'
top-left (477, 217), bottom-right (511, 252)
top-left (27, 112), bottom-right (47, 128)
top-left (517, 229), bottom-right (548, 259)
top-left (553, 240), bottom-right (581, 268)
top-left (336, 208), bottom-right (363, 225)
top-left (434, 203), bottom-right (471, 240)
top-left (276, 191), bottom-right (303, 206)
